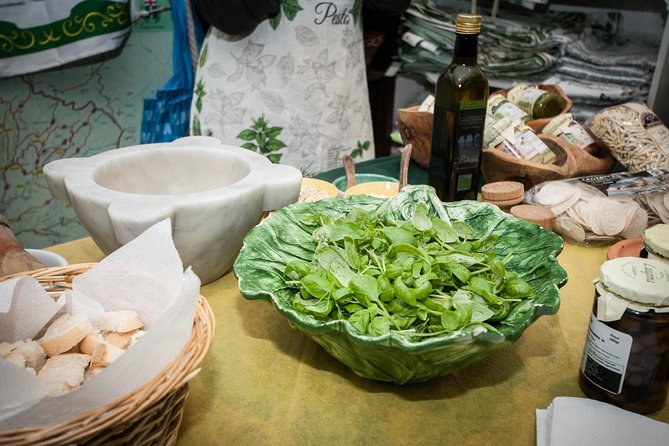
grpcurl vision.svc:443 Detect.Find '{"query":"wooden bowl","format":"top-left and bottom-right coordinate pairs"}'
top-left (492, 84), bottom-right (573, 132)
top-left (397, 84), bottom-right (572, 170)
top-left (481, 134), bottom-right (614, 189)
top-left (396, 105), bottom-right (432, 169)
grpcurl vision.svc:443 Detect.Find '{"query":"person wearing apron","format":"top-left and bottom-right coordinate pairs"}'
top-left (190, 0), bottom-right (379, 175)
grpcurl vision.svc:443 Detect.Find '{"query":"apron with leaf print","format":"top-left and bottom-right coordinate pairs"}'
top-left (190, 0), bottom-right (375, 175)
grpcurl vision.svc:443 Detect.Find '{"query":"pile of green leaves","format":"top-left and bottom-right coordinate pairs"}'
top-left (283, 203), bottom-right (533, 341)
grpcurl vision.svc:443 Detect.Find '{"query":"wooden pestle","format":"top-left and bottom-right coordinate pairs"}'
top-left (0, 215), bottom-right (44, 277)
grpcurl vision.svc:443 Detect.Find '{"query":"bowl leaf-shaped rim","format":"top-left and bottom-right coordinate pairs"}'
top-left (234, 185), bottom-right (567, 352)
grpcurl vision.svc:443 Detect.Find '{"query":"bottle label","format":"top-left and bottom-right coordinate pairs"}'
top-left (454, 102), bottom-right (486, 192)
top-left (512, 129), bottom-right (551, 163)
top-left (580, 314), bottom-right (633, 394)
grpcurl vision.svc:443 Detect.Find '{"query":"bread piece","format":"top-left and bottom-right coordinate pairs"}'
top-left (4, 348), bottom-right (26, 368)
top-left (129, 329), bottom-right (145, 347)
top-left (0, 341), bottom-right (14, 357)
top-left (97, 310), bottom-right (143, 333)
top-left (39, 314), bottom-right (94, 357)
top-left (105, 331), bottom-right (134, 349)
top-left (5, 339), bottom-right (46, 371)
top-left (37, 353), bottom-right (91, 397)
top-left (84, 366), bottom-right (105, 383)
top-left (90, 342), bottom-right (125, 368)
top-left (79, 333), bottom-right (105, 356)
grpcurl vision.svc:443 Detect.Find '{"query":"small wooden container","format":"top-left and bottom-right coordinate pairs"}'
top-left (510, 204), bottom-right (555, 231)
top-left (481, 181), bottom-right (525, 212)
top-left (397, 85), bottom-right (611, 189)
top-left (481, 134), bottom-right (614, 189)
top-left (397, 105), bottom-right (432, 169)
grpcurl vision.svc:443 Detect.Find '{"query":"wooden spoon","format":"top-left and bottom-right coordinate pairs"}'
top-left (342, 154), bottom-right (357, 190)
top-left (399, 144), bottom-right (412, 191)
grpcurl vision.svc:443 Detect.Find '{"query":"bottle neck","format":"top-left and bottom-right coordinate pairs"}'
top-left (452, 33), bottom-right (479, 64)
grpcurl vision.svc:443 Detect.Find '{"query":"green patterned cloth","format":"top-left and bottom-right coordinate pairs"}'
top-left (190, 0), bottom-right (375, 176)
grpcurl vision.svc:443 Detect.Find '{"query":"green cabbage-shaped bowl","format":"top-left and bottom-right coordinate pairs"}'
top-left (234, 185), bottom-right (567, 384)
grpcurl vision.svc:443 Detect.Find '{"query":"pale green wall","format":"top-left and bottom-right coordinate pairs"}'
top-left (1, 13), bottom-right (174, 249)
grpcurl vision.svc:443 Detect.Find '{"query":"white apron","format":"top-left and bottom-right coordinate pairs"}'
top-left (190, 0), bottom-right (375, 175)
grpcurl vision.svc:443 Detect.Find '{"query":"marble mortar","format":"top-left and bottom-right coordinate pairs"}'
top-left (43, 136), bottom-right (303, 284)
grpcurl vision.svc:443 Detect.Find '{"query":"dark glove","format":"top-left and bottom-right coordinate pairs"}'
top-left (195, 0), bottom-right (281, 35)
top-left (364, 0), bottom-right (411, 15)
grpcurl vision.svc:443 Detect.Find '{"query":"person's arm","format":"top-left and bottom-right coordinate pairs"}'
top-left (194, 0), bottom-right (281, 35)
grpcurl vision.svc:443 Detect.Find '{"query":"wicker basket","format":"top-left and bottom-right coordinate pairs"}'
top-left (0, 263), bottom-right (215, 446)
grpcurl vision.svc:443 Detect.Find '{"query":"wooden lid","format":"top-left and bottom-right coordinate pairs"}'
top-left (510, 204), bottom-right (555, 231)
top-left (481, 181), bottom-right (524, 201)
top-left (484, 196), bottom-right (524, 208)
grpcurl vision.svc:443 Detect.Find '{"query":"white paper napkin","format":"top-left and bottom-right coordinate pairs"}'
top-left (0, 218), bottom-right (201, 429)
top-left (537, 397), bottom-right (669, 446)
top-left (0, 277), bottom-right (64, 342)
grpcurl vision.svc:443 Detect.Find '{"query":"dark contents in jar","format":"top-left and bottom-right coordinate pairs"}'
top-left (579, 298), bottom-right (669, 414)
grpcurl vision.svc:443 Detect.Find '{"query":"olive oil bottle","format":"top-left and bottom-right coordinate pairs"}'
top-left (429, 13), bottom-right (488, 202)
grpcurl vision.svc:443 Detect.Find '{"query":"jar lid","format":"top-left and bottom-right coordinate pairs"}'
top-left (599, 257), bottom-right (669, 306)
top-left (643, 224), bottom-right (669, 259)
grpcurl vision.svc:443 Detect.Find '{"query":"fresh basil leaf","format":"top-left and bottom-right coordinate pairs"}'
top-left (370, 316), bottom-right (391, 336)
top-left (382, 226), bottom-right (416, 246)
top-left (300, 269), bottom-right (333, 299)
top-left (431, 218), bottom-right (459, 243)
top-left (503, 278), bottom-right (534, 298)
top-left (411, 203), bottom-right (433, 231)
top-left (293, 294), bottom-right (333, 318)
top-left (349, 274), bottom-right (379, 307)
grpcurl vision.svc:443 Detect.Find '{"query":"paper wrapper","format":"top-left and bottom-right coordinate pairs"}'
top-left (537, 397), bottom-right (669, 446)
top-left (0, 219), bottom-right (201, 429)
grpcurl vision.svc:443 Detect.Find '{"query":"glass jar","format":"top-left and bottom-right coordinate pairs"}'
top-left (483, 115), bottom-right (555, 164)
top-left (643, 224), bottom-right (669, 265)
top-left (507, 84), bottom-right (564, 120)
top-left (542, 113), bottom-right (600, 156)
top-left (487, 94), bottom-right (531, 123)
top-left (578, 257), bottom-right (669, 414)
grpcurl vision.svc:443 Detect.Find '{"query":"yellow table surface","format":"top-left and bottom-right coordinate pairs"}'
top-left (46, 237), bottom-right (669, 445)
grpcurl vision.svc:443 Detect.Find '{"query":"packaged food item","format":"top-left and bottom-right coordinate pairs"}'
top-left (643, 224), bottom-right (669, 264)
top-left (543, 113), bottom-right (599, 155)
top-left (418, 95), bottom-right (435, 113)
top-left (578, 257), bottom-right (669, 414)
top-left (526, 169), bottom-right (669, 245)
top-left (587, 102), bottom-right (669, 171)
top-left (507, 84), bottom-right (564, 119)
top-left (487, 94), bottom-right (531, 123)
top-left (484, 116), bottom-right (555, 164)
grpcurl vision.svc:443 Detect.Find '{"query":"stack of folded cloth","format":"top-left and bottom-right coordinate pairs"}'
top-left (537, 397), bottom-right (669, 446)
top-left (398, 0), bottom-right (659, 120)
